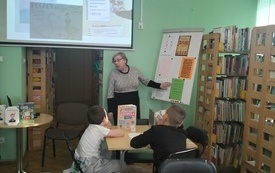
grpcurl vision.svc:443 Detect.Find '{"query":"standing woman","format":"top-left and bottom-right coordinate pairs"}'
top-left (107, 52), bottom-right (170, 125)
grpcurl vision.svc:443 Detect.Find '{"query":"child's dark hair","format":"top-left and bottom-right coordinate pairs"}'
top-left (87, 105), bottom-right (106, 125)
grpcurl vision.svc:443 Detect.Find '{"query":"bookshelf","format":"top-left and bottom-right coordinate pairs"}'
top-left (195, 33), bottom-right (249, 169)
top-left (242, 25), bottom-right (275, 173)
top-left (27, 48), bottom-right (55, 150)
top-left (27, 48), bottom-right (55, 114)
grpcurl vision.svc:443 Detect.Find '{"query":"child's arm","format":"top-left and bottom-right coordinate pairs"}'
top-left (106, 128), bottom-right (124, 137)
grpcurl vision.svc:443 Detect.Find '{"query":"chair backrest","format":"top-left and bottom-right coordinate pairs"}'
top-left (56, 103), bottom-right (89, 126)
top-left (159, 158), bottom-right (217, 173)
top-left (186, 126), bottom-right (208, 157)
top-left (153, 148), bottom-right (199, 173)
top-left (167, 148), bottom-right (199, 160)
top-left (64, 132), bottom-right (84, 173)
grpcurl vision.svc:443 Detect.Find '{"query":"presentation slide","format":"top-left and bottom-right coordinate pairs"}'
top-left (0, 0), bottom-right (133, 49)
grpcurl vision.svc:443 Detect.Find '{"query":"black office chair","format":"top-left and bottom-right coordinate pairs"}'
top-left (125, 119), bottom-right (153, 164)
top-left (186, 125), bottom-right (208, 158)
top-left (64, 131), bottom-right (84, 173)
top-left (41, 103), bottom-right (88, 166)
top-left (136, 118), bottom-right (149, 125)
top-left (159, 158), bottom-right (217, 173)
top-left (153, 148), bottom-right (199, 173)
top-left (167, 148), bottom-right (199, 160)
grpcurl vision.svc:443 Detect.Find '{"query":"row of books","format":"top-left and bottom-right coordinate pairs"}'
top-left (0, 102), bottom-right (35, 125)
top-left (213, 121), bottom-right (244, 144)
top-left (216, 54), bottom-right (249, 76)
top-left (212, 143), bottom-right (242, 168)
top-left (213, 25), bottom-right (251, 52)
top-left (215, 77), bottom-right (247, 99)
top-left (214, 99), bottom-right (246, 122)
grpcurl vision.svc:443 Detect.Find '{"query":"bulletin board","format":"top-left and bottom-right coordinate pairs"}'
top-left (151, 28), bottom-right (204, 105)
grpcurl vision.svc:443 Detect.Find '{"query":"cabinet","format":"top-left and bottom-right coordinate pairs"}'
top-left (242, 25), bottom-right (275, 173)
top-left (27, 48), bottom-right (55, 150)
top-left (195, 33), bottom-right (249, 169)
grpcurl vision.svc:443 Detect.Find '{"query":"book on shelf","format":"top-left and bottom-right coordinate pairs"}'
top-left (19, 102), bottom-right (35, 124)
top-left (235, 27), bottom-right (251, 52)
top-left (117, 104), bottom-right (137, 130)
top-left (211, 144), bottom-right (219, 165)
top-left (4, 106), bottom-right (20, 125)
top-left (0, 104), bottom-right (6, 123)
top-left (213, 25), bottom-right (237, 51)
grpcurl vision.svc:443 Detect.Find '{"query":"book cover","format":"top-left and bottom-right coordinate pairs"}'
top-left (0, 105), bottom-right (6, 123)
top-left (4, 106), bottom-right (20, 125)
top-left (117, 104), bottom-right (137, 130)
top-left (19, 102), bottom-right (35, 124)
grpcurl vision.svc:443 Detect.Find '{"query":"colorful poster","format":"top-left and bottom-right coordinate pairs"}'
top-left (178, 57), bottom-right (195, 79)
top-left (175, 35), bottom-right (191, 56)
top-left (169, 78), bottom-right (184, 102)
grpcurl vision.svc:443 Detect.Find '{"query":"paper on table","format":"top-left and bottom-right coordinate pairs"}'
top-left (128, 133), bottom-right (141, 139)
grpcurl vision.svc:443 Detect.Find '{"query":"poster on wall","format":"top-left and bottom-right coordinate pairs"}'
top-left (175, 35), bottom-right (191, 56)
top-left (151, 28), bottom-right (204, 105)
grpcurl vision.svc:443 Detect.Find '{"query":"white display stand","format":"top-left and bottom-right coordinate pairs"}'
top-left (151, 28), bottom-right (204, 105)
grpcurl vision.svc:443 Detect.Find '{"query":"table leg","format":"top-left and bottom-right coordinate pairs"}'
top-left (16, 128), bottom-right (26, 173)
top-left (120, 150), bottom-right (126, 170)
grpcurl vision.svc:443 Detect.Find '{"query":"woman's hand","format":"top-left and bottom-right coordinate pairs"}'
top-left (160, 82), bottom-right (171, 89)
top-left (108, 112), bottom-right (113, 120)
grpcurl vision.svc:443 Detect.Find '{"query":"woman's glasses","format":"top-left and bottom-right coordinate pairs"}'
top-left (112, 58), bottom-right (123, 63)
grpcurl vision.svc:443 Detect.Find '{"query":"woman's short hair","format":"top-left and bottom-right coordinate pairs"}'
top-left (112, 52), bottom-right (128, 63)
top-left (87, 105), bottom-right (106, 125)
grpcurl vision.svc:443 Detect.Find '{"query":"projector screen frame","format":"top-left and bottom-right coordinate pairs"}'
top-left (0, 0), bottom-right (134, 50)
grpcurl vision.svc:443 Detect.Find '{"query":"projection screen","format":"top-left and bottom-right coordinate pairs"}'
top-left (0, 0), bottom-right (133, 49)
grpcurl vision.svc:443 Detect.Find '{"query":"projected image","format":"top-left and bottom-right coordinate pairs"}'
top-left (3, 0), bottom-right (133, 48)
top-left (30, 2), bottom-right (82, 40)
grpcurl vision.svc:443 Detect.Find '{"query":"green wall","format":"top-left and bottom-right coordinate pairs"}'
top-left (102, 0), bottom-right (257, 127)
top-left (0, 0), bottom-right (257, 161)
top-left (0, 46), bottom-right (27, 161)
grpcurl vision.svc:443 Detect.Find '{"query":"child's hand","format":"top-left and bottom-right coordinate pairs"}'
top-left (156, 115), bottom-right (163, 125)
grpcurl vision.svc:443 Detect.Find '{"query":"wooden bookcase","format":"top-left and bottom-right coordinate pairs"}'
top-left (27, 48), bottom-right (55, 114)
top-left (27, 48), bottom-right (55, 150)
top-left (242, 25), bottom-right (275, 173)
top-left (196, 33), bottom-right (249, 169)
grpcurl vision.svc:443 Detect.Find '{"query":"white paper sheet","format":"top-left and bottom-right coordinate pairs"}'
top-left (128, 133), bottom-right (141, 139)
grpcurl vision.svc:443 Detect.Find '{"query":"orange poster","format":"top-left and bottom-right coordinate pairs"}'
top-left (175, 35), bottom-right (191, 56)
top-left (178, 57), bottom-right (195, 79)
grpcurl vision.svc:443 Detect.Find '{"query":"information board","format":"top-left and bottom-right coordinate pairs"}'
top-left (151, 28), bottom-right (204, 105)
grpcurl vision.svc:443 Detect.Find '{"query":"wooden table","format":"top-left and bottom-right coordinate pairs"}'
top-left (0, 113), bottom-right (53, 173)
top-left (106, 125), bottom-right (198, 168)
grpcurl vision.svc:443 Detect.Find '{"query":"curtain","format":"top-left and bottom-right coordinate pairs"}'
top-left (257, 0), bottom-right (275, 26)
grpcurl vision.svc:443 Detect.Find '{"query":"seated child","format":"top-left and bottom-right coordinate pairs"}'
top-left (130, 104), bottom-right (187, 173)
top-left (64, 105), bottom-right (125, 173)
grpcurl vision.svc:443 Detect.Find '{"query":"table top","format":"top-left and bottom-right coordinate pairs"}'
top-left (106, 125), bottom-right (197, 151)
top-left (0, 113), bottom-right (53, 129)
